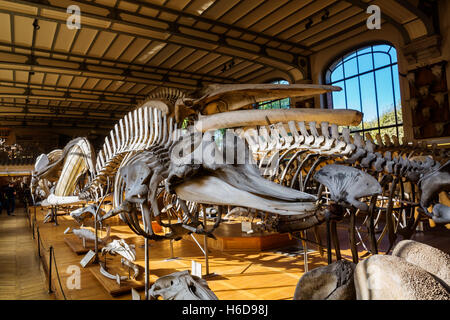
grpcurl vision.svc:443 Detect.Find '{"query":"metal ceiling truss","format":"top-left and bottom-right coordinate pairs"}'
top-left (0, 114), bottom-right (114, 128)
top-left (119, 0), bottom-right (314, 54)
top-left (0, 79), bottom-right (146, 101)
top-left (0, 47), bottom-right (228, 90)
top-left (0, 109), bottom-right (122, 121)
top-left (5, 0), bottom-right (305, 79)
top-left (0, 41), bottom-right (235, 85)
top-left (0, 87), bottom-right (135, 106)
top-left (0, 101), bottom-right (128, 116)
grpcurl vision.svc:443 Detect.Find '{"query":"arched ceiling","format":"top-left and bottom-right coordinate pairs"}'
top-left (0, 0), bottom-right (435, 130)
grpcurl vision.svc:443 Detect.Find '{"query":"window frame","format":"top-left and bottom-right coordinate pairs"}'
top-left (324, 43), bottom-right (403, 139)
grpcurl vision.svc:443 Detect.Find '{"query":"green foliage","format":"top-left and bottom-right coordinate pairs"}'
top-left (363, 107), bottom-right (404, 141)
top-left (258, 98), bottom-right (290, 110)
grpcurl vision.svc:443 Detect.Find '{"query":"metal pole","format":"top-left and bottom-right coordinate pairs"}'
top-left (48, 246), bottom-right (53, 294)
top-left (326, 219), bottom-right (332, 265)
top-left (54, 206), bottom-right (58, 226)
top-left (170, 239), bottom-right (174, 258)
top-left (203, 206), bottom-right (209, 276)
top-left (302, 230), bottom-right (308, 273)
top-left (32, 217), bottom-right (35, 239)
top-left (94, 210), bottom-right (99, 263)
top-left (144, 237), bottom-right (150, 300)
top-left (37, 228), bottom-right (41, 258)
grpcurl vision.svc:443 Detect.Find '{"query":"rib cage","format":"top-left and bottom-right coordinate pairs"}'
top-left (140, 87), bottom-right (186, 106)
top-left (87, 106), bottom-right (182, 195)
top-left (230, 120), bottom-right (447, 178)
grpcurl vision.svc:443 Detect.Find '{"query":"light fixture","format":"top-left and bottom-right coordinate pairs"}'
top-left (32, 19), bottom-right (40, 30)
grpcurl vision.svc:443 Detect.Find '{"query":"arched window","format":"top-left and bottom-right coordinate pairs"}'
top-left (325, 44), bottom-right (403, 140)
top-left (257, 79), bottom-right (291, 109)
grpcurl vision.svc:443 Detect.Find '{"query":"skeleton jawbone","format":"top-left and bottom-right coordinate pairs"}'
top-left (174, 175), bottom-right (318, 216)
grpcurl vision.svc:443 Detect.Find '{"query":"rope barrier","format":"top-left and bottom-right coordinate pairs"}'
top-left (51, 248), bottom-right (67, 300)
top-left (27, 207), bottom-right (69, 300)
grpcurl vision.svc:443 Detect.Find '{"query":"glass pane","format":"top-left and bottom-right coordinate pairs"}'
top-left (332, 81), bottom-right (346, 109)
top-left (392, 64), bottom-right (401, 109)
top-left (358, 46), bottom-right (371, 55)
top-left (358, 52), bottom-right (373, 74)
top-left (373, 44), bottom-right (391, 53)
top-left (331, 63), bottom-right (344, 83)
top-left (359, 72), bottom-right (378, 129)
top-left (280, 98), bottom-right (290, 109)
top-left (397, 126), bottom-right (404, 142)
top-left (344, 56), bottom-right (358, 78)
top-left (345, 77), bottom-right (361, 112)
top-left (388, 46), bottom-right (398, 64)
top-left (375, 68), bottom-right (396, 126)
top-left (373, 52), bottom-right (392, 69)
top-left (277, 79), bottom-right (289, 85)
top-left (345, 77), bottom-right (362, 130)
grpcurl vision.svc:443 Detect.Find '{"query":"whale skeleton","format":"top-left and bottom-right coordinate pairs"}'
top-left (30, 84), bottom-right (449, 258)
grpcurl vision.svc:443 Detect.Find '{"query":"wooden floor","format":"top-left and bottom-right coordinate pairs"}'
top-left (26, 206), bottom-right (341, 300)
top-left (0, 208), bottom-right (54, 300)
top-left (2, 206), bottom-right (449, 300)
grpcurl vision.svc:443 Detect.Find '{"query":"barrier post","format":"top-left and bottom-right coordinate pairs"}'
top-left (48, 246), bottom-right (53, 294)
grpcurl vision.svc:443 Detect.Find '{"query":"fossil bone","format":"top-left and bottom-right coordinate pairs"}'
top-left (102, 239), bottom-right (136, 262)
top-left (148, 270), bottom-right (218, 300)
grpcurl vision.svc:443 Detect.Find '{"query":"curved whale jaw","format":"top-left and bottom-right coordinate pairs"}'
top-left (175, 175), bottom-right (317, 216)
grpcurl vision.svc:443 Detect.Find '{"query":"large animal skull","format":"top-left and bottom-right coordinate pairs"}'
top-left (148, 271), bottom-right (218, 300)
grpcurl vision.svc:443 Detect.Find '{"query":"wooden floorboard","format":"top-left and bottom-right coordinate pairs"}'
top-left (0, 208), bottom-right (54, 300)
top-left (3, 206), bottom-right (449, 300)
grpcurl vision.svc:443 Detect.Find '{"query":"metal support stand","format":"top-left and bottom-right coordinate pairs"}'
top-left (53, 206), bottom-right (58, 226)
top-left (163, 239), bottom-right (179, 261)
top-left (94, 212), bottom-right (99, 264)
top-left (326, 218), bottom-right (332, 265)
top-left (203, 208), bottom-right (210, 277)
top-left (144, 237), bottom-right (150, 300)
top-left (48, 246), bottom-right (53, 294)
top-left (163, 214), bottom-right (179, 262)
top-left (300, 230), bottom-right (308, 273)
top-left (37, 229), bottom-right (41, 258)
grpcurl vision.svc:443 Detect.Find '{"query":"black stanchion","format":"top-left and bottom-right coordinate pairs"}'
top-left (48, 246), bottom-right (53, 294)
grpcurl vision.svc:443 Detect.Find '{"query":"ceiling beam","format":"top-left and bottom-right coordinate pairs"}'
top-left (0, 87), bottom-right (135, 106)
top-left (0, 79), bottom-right (146, 100)
top-left (0, 42), bottom-right (235, 85)
top-left (0, 49), bottom-right (214, 90)
top-left (0, 102), bottom-right (127, 117)
top-left (0, 110), bottom-right (121, 120)
top-left (4, 0), bottom-right (302, 76)
top-left (115, 0), bottom-right (313, 54)
top-left (345, 0), bottom-right (411, 44)
top-left (0, 115), bottom-right (115, 127)
top-left (395, 0), bottom-right (435, 35)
